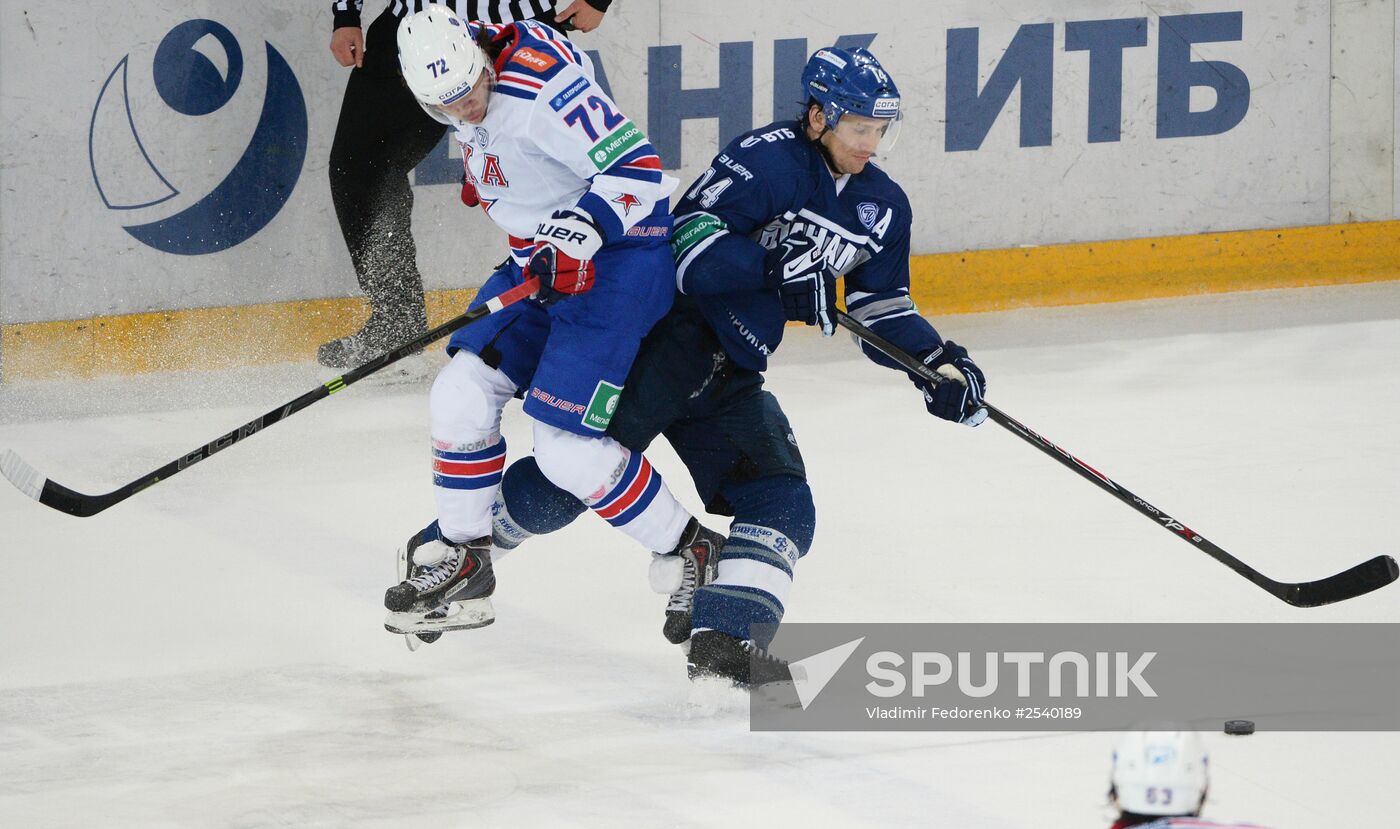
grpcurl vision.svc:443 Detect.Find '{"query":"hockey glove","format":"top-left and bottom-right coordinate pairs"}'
top-left (460, 174), bottom-right (480, 207)
top-left (914, 340), bottom-right (988, 427)
top-left (528, 210), bottom-right (604, 305)
top-left (765, 235), bottom-right (837, 336)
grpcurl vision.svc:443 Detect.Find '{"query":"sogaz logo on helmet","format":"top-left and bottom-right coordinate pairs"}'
top-left (872, 97), bottom-right (900, 116)
top-left (88, 19), bottom-right (308, 256)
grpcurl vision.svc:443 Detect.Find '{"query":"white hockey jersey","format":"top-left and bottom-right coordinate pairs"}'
top-left (453, 22), bottom-right (677, 262)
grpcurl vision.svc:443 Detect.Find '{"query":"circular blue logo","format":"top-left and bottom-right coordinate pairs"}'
top-left (89, 19), bottom-right (307, 256)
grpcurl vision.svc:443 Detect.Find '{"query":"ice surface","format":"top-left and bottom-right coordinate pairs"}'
top-left (3, 283), bottom-right (1398, 827)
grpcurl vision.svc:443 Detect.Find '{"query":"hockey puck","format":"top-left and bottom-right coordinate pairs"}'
top-left (1224, 719), bottom-right (1255, 735)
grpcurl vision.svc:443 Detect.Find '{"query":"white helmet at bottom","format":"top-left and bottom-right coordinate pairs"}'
top-left (1110, 730), bottom-right (1209, 816)
top-left (398, 5), bottom-right (490, 124)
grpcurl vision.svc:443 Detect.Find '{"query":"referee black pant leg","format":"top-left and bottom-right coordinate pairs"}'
top-left (327, 9), bottom-right (446, 338)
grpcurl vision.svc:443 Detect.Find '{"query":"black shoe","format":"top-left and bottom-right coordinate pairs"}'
top-left (318, 309), bottom-right (427, 369)
top-left (384, 533), bottom-right (495, 613)
top-left (686, 630), bottom-right (795, 689)
top-left (658, 519), bottom-right (723, 645)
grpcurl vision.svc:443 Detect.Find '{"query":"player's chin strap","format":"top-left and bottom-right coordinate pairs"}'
top-left (833, 308), bottom-right (1398, 609)
top-left (0, 279), bottom-right (541, 519)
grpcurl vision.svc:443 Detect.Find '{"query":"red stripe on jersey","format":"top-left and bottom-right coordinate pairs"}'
top-left (498, 72), bottom-right (544, 89)
top-left (530, 28), bottom-right (579, 65)
top-left (621, 155), bottom-right (663, 170)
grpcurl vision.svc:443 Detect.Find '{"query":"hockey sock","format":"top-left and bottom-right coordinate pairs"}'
top-left (492, 457), bottom-right (588, 550)
top-left (532, 422), bottom-right (692, 553)
top-left (431, 352), bottom-right (518, 541)
top-left (692, 476), bottom-right (816, 648)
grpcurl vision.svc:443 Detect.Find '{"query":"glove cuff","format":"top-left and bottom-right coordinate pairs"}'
top-left (536, 211), bottom-right (603, 260)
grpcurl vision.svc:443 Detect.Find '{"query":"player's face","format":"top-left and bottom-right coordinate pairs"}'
top-left (435, 68), bottom-right (492, 124)
top-left (821, 113), bottom-right (896, 175)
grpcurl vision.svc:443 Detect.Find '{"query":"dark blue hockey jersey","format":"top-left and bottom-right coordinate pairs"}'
top-left (670, 120), bottom-right (942, 372)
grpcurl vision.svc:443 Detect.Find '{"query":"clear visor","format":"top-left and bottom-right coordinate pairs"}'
top-left (830, 112), bottom-right (902, 157)
top-left (431, 67), bottom-right (494, 127)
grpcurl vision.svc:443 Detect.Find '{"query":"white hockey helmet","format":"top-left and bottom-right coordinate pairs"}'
top-left (1110, 730), bottom-right (1209, 816)
top-left (398, 5), bottom-right (490, 124)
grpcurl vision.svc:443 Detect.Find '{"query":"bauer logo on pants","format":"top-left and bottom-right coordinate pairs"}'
top-left (582, 381), bottom-right (624, 431)
top-left (88, 18), bottom-right (307, 255)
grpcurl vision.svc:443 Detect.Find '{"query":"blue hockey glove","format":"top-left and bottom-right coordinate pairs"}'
top-left (529, 210), bottom-right (603, 305)
top-left (914, 340), bottom-right (988, 427)
top-left (765, 235), bottom-right (837, 336)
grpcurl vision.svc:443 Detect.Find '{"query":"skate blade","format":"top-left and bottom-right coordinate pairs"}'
top-left (404, 630), bottom-right (440, 652)
top-left (385, 597), bottom-right (495, 634)
top-left (396, 545), bottom-right (424, 652)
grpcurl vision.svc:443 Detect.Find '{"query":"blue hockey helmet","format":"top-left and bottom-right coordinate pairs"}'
top-left (801, 46), bottom-right (902, 153)
top-left (801, 47), bottom-right (901, 123)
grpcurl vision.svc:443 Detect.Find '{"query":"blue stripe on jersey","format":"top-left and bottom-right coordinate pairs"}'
top-left (575, 191), bottom-right (625, 242)
top-left (595, 143), bottom-right (662, 177)
top-left (516, 21), bottom-right (584, 65)
top-left (600, 165), bottom-right (665, 185)
top-left (500, 29), bottom-right (577, 83)
top-left (493, 84), bottom-right (538, 101)
top-left (588, 148), bottom-right (664, 187)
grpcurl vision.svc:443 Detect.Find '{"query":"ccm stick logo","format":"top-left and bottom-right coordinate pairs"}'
top-left (175, 400), bottom-right (305, 470)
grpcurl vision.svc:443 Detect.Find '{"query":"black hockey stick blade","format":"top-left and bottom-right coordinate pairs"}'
top-left (833, 309), bottom-right (1398, 608)
top-left (1, 278), bottom-right (541, 518)
top-left (0, 451), bottom-right (120, 517)
top-left (1280, 554), bottom-right (1399, 608)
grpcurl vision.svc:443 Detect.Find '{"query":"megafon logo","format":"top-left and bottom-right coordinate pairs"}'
top-left (88, 19), bottom-right (307, 255)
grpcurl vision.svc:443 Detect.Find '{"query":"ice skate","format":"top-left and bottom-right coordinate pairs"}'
top-left (686, 630), bottom-right (800, 693)
top-left (650, 518), bottom-right (723, 645)
top-left (384, 525), bottom-right (496, 636)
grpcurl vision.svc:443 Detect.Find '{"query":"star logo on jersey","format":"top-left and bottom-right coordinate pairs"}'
top-left (612, 193), bottom-right (642, 215)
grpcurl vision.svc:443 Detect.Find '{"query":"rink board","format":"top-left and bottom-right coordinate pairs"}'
top-left (3, 219), bottom-right (1398, 380)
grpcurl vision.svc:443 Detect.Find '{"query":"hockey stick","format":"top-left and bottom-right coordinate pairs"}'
top-left (0, 278), bottom-right (541, 518)
top-left (834, 309), bottom-right (1398, 608)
